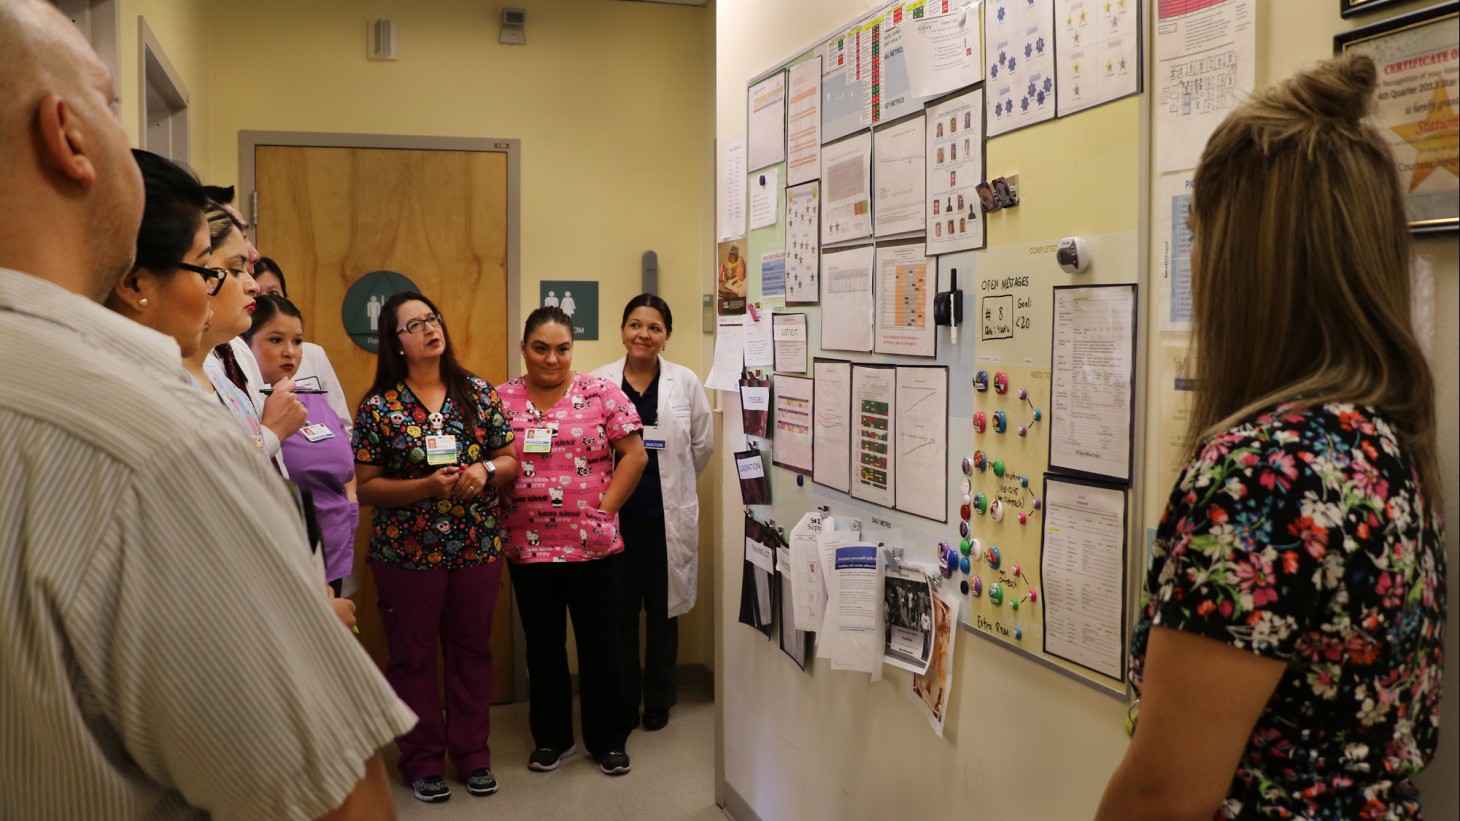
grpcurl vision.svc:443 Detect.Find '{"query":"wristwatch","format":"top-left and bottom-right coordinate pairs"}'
top-left (484, 460), bottom-right (497, 482)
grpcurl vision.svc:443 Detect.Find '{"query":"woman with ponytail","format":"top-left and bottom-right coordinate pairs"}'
top-left (1097, 53), bottom-right (1445, 820)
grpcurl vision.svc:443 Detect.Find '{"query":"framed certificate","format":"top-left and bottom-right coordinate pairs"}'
top-left (1340, 0), bottom-right (1409, 18)
top-left (1335, 2), bottom-right (1460, 233)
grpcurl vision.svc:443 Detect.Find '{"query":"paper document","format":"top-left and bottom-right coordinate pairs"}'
top-left (851, 365), bottom-right (896, 509)
top-left (789, 511), bottom-right (828, 631)
top-left (772, 312), bottom-right (808, 374)
top-left (894, 366), bottom-right (948, 521)
top-left (785, 182), bottom-right (821, 303)
top-left (830, 543), bottom-right (884, 676)
top-left (882, 562), bottom-right (934, 674)
top-left (749, 168), bottom-right (779, 231)
top-left (820, 132), bottom-right (873, 245)
top-left (772, 375), bottom-right (814, 475)
top-left (1154, 0), bottom-right (1254, 172)
top-left (873, 114), bottom-right (927, 237)
top-left (786, 58), bottom-right (823, 186)
top-left (743, 310), bottom-right (774, 369)
top-left (984, 0), bottom-right (1056, 137)
top-left (706, 316), bottom-right (746, 392)
top-left (820, 19), bottom-right (875, 142)
top-left (910, 587), bottom-right (959, 736)
top-left (875, 244), bottom-right (936, 357)
top-left (761, 250), bottom-right (787, 300)
top-left (812, 359), bottom-right (852, 492)
top-left (902, 1), bottom-right (984, 100)
top-left (1049, 285), bottom-right (1136, 481)
top-left (1055, 0), bottom-right (1140, 116)
top-left (718, 136), bottom-right (747, 242)
top-left (819, 246), bottom-right (875, 352)
top-left (1041, 477), bottom-right (1126, 680)
top-left (747, 73), bottom-right (787, 172)
top-left (925, 87), bottom-right (984, 255)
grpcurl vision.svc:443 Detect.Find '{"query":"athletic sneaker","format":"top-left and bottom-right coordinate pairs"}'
top-left (598, 751), bottom-right (631, 775)
top-left (527, 744), bottom-right (578, 772)
top-left (412, 775), bottom-right (451, 802)
top-left (464, 768), bottom-right (498, 796)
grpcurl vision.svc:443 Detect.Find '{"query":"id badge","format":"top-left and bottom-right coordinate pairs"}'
top-left (642, 425), bottom-right (667, 450)
top-left (301, 423), bottom-right (334, 443)
top-left (524, 428), bottom-right (554, 454)
top-left (425, 434), bottom-right (458, 466)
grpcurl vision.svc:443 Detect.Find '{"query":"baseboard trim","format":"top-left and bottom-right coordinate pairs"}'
top-left (556, 662), bottom-right (714, 698)
top-left (718, 780), bottom-right (764, 821)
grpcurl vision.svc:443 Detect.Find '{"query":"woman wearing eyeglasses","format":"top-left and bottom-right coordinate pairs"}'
top-left (106, 149), bottom-right (216, 357)
top-left (353, 291), bottom-right (519, 803)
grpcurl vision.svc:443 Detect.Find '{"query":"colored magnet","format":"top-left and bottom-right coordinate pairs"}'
top-left (973, 370), bottom-right (989, 392)
top-left (1011, 563), bottom-right (1022, 577)
top-left (993, 410), bottom-right (1008, 433)
top-left (1032, 497), bottom-right (1043, 511)
top-left (1018, 512), bottom-right (1028, 525)
top-left (1011, 599), bottom-right (1020, 611)
top-left (986, 546), bottom-right (1001, 569)
top-left (970, 576), bottom-right (983, 597)
top-left (1033, 408), bottom-right (1042, 421)
top-left (993, 372), bottom-right (1009, 394)
top-left (989, 582), bottom-right (1004, 606)
top-left (992, 459), bottom-right (1006, 478)
top-left (989, 498), bottom-right (1005, 523)
top-left (1014, 627), bottom-right (1023, 640)
top-left (1028, 590), bottom-right (1039, 603)
top-left (1018, 425), bottom-right (1028, 437)
top-left (1018, 387), bottom-right (1028, 400)
top-left (960, 503), bottom-right (972, 521)
top-left (974, 412), bottom-right (987, 434)
top-left (968, 538), bottom-right (982, 561)
top-left (972, 493), bottom-right (988, 515)
top-left (959, 538), bottom-right (971, 556)
top-left (1019, 475), bottom-right (1029, 488)
top-left (973, 450), bottom-right (987, 472)
top-left (960, 477), bottom-right (972, 494)
top-left (961, 580), bottom-right (970, 595)
top-left (961, 455), bottom-right (974, 475)
top-left (959, 520), bottom-right (970, 538)
top-left (960, 556), bottom-right (971, 574)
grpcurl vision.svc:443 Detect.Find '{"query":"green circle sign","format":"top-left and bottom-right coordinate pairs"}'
top-left (341, 270), bottom-right (420, 352)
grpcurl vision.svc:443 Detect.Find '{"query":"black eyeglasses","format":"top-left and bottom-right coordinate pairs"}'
top-left (176, 262), bottom-right (229, 296)
top-left (398, 313), bottom-right (444, 335)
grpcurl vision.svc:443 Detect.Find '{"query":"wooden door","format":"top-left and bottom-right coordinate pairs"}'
top-left (255, 145), bottom-right (513, 702)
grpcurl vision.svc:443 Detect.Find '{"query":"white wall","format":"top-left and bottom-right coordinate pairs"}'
top-left (713, 1), bottom-right (1460, 819)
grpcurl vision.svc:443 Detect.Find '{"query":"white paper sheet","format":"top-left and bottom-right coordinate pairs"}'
top-left (882, 562), bottom-right (934, 674)
top-left (1155, 171), bottom-right (1195, 331)
top-left (1055, 0), bottom-right (1140, 116)
top-left (984, 0), bottom-right (1056, 137)
top-left (787, 58), bottom-right (823, 186)
top-left (820, 19), bottom-right (875, 143)
top-left (718, 136), bottom-right (747, 242)
top-left (830, 543), bottom-right (885, 676)
top-left (812, 360), bottom-right (852, 492)
top-left (851, 365), bottom-right (896, 508)
top-left (706, 315), bottom-right (746, 392)
top-left (894, 366), bottom-right (948, 521)
top-left (743, 309), bottom-right (774, 369)
top-left (749, 168), bottom-right (779, 231)
top-left (772, 375), bottom-right (815, 475)
top-left (786, 182), bottom-right (821, 303)
top-left (747, 72), bottom-right (787, 172)
top-left (1041, 478), bottom-right (1126, 680)
top-left (1154, 0), bottom-right (1254, 172)
top-left (902, 0), bottom-right (984, 100)
top-left (910, 586), bottom-right (959, 736)
top-left (772, 312), bottom-right (809, 374)
top-left (820, 132), bottom-right (873, 245)
top-left (789, 511), bottom-right (827, 632)
top-left (761, 250), bottom-right (787, 301)
top-left (873, 114), bottom-right (927, 237)
top-left (820, 245), bottom-right (875, 352)
top-left (816, 526), bottom-right (863, 656)
top-left (875, 244), bottom-right (936, 357)
top-left (875, 5), bottom-right (918, 124)
top-left (924, 87), bottom-right (985, 254)
top-left (1049, 285), bottom-right (1136, 480)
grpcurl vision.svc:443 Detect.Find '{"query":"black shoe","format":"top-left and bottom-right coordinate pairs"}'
top-left (412, 775), bottom-right (451, 802)
top-left (598, 751), bottom-right (631, 775)
top-left (642, 711), bottom-right (670, 731)
top-left (527, 743), bottom-right (578, 772)
top-left (464, 768), bottom-right (498, 796)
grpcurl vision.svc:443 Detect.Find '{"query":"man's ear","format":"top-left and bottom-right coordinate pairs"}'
top-left (35, 93), bottom-right (97, 188)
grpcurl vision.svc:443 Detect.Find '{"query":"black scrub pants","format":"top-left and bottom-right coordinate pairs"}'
top-left (618, 511), bottom-right (679, 722)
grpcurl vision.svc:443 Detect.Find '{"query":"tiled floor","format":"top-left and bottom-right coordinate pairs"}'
top-left (389, 684), bottom-right (722, 820)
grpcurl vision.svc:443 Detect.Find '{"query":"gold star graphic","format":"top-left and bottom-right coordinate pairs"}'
top-left (1079, 11), bottom-right (1087, 22)
top-left (1390, 81), bottom-right (1459, 191)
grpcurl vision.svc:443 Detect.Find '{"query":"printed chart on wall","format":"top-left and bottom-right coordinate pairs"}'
top-left (955, 235), bottom-right (1137, 694)
top-left (984, 0), bottom-right (1056, 136)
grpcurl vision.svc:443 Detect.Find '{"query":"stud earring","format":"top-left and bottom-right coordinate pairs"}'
top-left (139, 298), bottom-right (149, 307)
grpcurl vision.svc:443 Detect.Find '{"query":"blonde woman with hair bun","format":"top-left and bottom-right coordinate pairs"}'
top-left (1097, 53), bottom-right (1445, 820)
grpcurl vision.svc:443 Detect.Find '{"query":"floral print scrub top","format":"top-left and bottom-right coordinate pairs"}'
top-left (497, 373), bottom-right (642, 564)
top-left (352, 378), bottom-right (513, 570)
top-left (1131, 403), bottom-right (1446, 820)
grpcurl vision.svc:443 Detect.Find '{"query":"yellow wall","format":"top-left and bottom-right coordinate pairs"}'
top-left (118, 0), bottom-right (212, 172)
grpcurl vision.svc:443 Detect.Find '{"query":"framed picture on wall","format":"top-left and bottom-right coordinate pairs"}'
top-left (1340, 0), bottom-right (1409, 18)
top-left (1335, 2), bottom-right (1459, 233)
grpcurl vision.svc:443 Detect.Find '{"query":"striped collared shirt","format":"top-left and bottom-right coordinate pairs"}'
top-left (0, 268), bottom-right (416, 820)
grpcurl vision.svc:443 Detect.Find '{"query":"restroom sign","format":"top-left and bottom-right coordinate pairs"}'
top-left (342, 270), bottom-right (420, 352)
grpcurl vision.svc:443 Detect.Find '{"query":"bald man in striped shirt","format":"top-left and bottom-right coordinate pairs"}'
top-left (0, 3), bottom-right (416, 819)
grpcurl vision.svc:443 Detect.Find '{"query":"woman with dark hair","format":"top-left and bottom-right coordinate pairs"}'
top-left (249, 255), bottom-right (353, 432)
top-left (105, 149), bottom-right (218, 356)
top-left (352, 291), bottom-right (518, 803)
top-left (591, 294), bottom-right (713, 731)
top-left (1097, 53), bottom-right (1445, 820)
top-left (246, 293), bottom-right (357, 592)
top-left (498, 306), bottom-right (648, 777)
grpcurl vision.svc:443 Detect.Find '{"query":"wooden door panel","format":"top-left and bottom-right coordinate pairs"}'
top-left (256, 145), bottom-right (513, 702)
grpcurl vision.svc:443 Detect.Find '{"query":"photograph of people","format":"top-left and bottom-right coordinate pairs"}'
top-left (718, 244), bottom-right (747, 299)
top-left (1096, 54), bottom-right (1446, 820)
top-left (592, 295), bottom-right (714, 732)
top-left (976, 181), bottom-right (1000, 212)
top-left (498, 306), bottom-right (648, 777)
top-left (353, 291), bottom-right (519, 803)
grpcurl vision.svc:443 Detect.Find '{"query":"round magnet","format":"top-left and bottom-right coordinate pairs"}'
top-left (960, 580), bottom-right (970, 595)
top-left (993, 372), bottom-right (1009, 394)
top-left (968, 538), bottom-right (982, 561)
top-left (960, 477), bottom-right (972, 494)
top-left (959, 556), bottom-right (971, 574)
top-left (973, 412), bottom-right (987, 434)
top-left (960, 503), bottom-right (972, 521)
top-left (1032, 497), bottom-right (1043, 511)
top-left (959, 520), bottom-right (970, 538)
top-left (988, 582), bottom-right (1004, 606)
top-left (1014, 627), bottom-right (1023, 640)
top-left (1011, 599), bottom-right (1020, 611)
top-left (1033, 408), bottom-right (1043, 421)
top-left (1018, 387), bottom-right (1028, 400)
top-left (959, 538), bottom-right (971, 556)
top-left (1017, 424), bottom-right (1028, 437)
top-left (1020, 475), bottom-right (1029, 488)
top-left (961, 455), bottom-right (974, 475)
top-left (970, 576), bottom-right (983, 597)
top-left (972, 493), bottom-right (988, 515)
top-left (989, 498), bottom-right (1005, 523)
top-left (1028, 590), bottom-right (1039, 603)
top-left (973, 370), bottom-right (989, 392)
top-left (1018, 512), bottom-right (1028, 525)
top-left (992, 459), bottom-right (1006, 478)
top-left (962, 493), bottom-right (972, 505)
top-left (986, 546), bottom-right (1001, 569)
top-left (973, 450), bottom-right (987, 472)
top-left (1011, 563), bottom-right (1022, 577)
top-left (993, 410), bottom-right (1008, 433)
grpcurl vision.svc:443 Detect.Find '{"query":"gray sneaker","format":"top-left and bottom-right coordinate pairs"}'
top-left (465, 768), bottom-right (498, 796)
top-left (411, 775), bottom-right (451, 802)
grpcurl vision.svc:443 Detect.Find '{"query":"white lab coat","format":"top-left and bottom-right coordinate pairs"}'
top-left (592, 355), bottom-right (714, 618)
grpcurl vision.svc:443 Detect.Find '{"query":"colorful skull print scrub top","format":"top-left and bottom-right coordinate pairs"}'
top-left (497, 373), bottom-right (642, 563)
top-left (1131, 403), bottom-right (1446, 819)
top-left (352, 377), bottom-right (514, 569)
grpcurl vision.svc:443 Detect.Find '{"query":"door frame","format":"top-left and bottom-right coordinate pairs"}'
top-left (239, 131), bottom-right (527, 699)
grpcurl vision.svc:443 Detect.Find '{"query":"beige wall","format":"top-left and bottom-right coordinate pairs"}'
top-left (713, 1), bottom-right (1459, 819)
top-left (108, 0), bottom-right (718, 670)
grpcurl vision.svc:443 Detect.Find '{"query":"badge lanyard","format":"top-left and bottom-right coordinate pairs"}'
top-left (523, 399), bottom-right (558, 455)
top-left (424, 409), bottom-right (458, 466)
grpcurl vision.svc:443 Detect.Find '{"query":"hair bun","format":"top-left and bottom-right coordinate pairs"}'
top-left (1278, 52), bottom-right (1378, 123)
